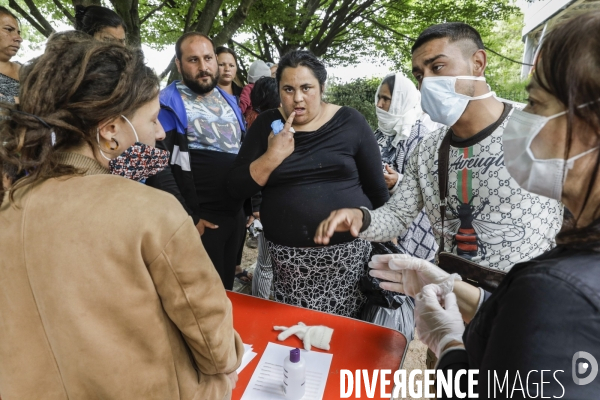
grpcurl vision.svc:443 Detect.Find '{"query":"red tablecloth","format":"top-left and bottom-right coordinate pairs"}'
top-left (228, 291), bottom-right (408, 399)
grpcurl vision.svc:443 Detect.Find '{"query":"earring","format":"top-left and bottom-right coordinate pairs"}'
top-left (109, 138), bottom-right (119, 151)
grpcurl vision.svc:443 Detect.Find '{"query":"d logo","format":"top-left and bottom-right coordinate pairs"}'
top-left (572, 351), bottom-right (598, 385)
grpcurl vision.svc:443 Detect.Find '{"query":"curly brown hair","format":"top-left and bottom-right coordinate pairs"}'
top-left (0, 31), bottom-right (159, 204)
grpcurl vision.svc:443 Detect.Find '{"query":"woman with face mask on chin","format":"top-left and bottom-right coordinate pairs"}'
top-left (0, 32), bottom-right (242, 399)
top-left (228, 50), bottom-right (389, 318)
top-left (381, 12), bottom-right (600, 398)
top-left (374, 73), bottom-right (436, 262)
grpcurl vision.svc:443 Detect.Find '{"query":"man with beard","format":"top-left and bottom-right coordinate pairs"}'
top-left (147, 32), bottom-right (247, 290)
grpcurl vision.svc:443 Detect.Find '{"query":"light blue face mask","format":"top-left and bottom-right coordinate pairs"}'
top-left (420, 76), bottom-right (494, 126)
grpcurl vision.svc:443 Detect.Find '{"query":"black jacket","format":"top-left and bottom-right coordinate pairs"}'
top-left (438, 243), bottom-right (600, 399)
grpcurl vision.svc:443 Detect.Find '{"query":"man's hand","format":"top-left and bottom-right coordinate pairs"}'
top-left (383, 164), bottom-right (399, 189)
top-left (314, 208), bottom-right (364, 245)
top-left (195, 219), bottom-right (219, 236)
top-left (227, 371), bottom-right (238, 389)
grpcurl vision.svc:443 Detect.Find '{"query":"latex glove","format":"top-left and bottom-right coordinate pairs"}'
top-left (415, 284), bottom-right (465, 358)
top-left (368, 254), bottom-right (461, 297)
top-left (273, 322), bottom-right (334, 351)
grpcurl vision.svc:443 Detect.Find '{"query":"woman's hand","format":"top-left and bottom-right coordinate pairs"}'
top-left (227, 371), bottom-right (238, 389)
top-left (195, 219), bottom-right (219, 236)
top-left (313, 208), bottom-right (364, 245)
top-left (265, 111), bottom-right (296, 165)
top-left (383, 164), bottom-right (399, 189)
top-left (249, 112), bottom-right (296, 186)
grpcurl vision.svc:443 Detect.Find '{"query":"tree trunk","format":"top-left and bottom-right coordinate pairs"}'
top-left (193, 0), bottom-right (224, 34)
top-left (71, 0), bottom-right (102, 6)
top-left (212, 0), bottom-right (256, 46)
top-left (110, 0), bottom-right (142, 47)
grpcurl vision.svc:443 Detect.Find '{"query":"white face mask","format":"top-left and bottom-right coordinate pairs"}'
top-left (503, 108), bottom-right (598, 201)
top-left (420, 76), bottom-right (494, 126)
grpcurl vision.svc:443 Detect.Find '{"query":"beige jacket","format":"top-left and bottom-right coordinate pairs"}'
top-left (0, 153), bottom-right (243, 399)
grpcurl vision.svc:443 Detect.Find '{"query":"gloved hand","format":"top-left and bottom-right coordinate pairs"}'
top-left (415, 284), bottom-right (465, 358)
top-left (273, 322), bottom-right (334, 351)
top-left (368, 254), bottom-right (461, 297)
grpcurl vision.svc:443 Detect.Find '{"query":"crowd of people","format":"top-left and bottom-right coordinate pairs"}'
top-left (1, 3), bottom-right (599, 399)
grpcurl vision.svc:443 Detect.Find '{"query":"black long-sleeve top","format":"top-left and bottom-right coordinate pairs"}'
top-left (437, 244), bottom-right (600, 399)
top-left (228, 107), bottom-right (389, 247)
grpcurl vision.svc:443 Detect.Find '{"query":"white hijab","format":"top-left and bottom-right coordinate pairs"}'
top-left (375, 73), bottom-right (422, 147)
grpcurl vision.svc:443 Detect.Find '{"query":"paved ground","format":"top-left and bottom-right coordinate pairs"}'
top-left (233, 241), bottom-right (428, 400)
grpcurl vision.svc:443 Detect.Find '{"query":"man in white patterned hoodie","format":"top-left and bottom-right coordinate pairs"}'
top-left (314, 22), bottom-right (563, 272)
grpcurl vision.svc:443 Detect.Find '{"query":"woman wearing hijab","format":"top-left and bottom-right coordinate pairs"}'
top-left (374, 73), bottom-right (437, 262)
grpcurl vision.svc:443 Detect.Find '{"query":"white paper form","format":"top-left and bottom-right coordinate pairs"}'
top-left (240, 342), bottom-right (333, 400)
top-left (237, 343), bottom-right (258, 374)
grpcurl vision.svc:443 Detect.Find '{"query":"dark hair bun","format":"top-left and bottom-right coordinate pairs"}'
top-left (74, 5), bottom-right (87, 30)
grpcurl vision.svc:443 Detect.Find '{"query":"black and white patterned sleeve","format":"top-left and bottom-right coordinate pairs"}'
top-left (359, 145), bottom-right (425, 242)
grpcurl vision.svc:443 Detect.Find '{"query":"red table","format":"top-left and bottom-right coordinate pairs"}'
top-left (228, 291), bottom-right (408, 399)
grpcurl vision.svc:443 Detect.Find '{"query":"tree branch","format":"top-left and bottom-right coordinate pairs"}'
top-left (184, 0), bottom-right (200, 31)
top-left (8, 0), bottom-right (49, 36)
top-left (109, 0), bottom-right (142, 47)
top-left (141, 0), bottom-right (168, 24)
top-left (296, 0), bottom-right (321, 34)
top-left (159, 55), bottom-right (176, 80)
top-left (262, 23), bottom-right (282, 50)
top-left (231, 39), bottom-right (263, 60)
top-left (53, 0), bottom-right (74, 23)
top-left (212, 0), bottom-right (256, 46)
top-left (193, 0), bottom-right (224, 34)
top-left (312, 0), bottom-right (376, 55)
top-left (10, 0), bottom-right (55, 37)
top-left (361, 15), bottom-right (415, 42)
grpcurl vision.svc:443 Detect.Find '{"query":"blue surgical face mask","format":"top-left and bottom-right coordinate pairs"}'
top-left (420, 76), bottom-right (494, 126)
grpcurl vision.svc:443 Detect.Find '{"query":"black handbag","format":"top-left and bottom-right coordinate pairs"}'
top-left (359, 241), bottom-right (407, 309)
top-left (437, 130), bottom-right (506, 292)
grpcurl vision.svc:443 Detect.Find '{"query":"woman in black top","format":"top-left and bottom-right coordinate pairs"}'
top-left (228, 50), bottom-right (388, 317)
top-left (369, 12), bottom-right (600, 398)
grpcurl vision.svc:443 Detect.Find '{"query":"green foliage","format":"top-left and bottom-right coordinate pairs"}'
top-left (325, 77), bottom-right (381, 130)
top-left (367, 0), bottom-right (519, 72)
top-left (6, 0), bottom-right (528, 97)
top-left (481, 11), bottom-right (528, 103)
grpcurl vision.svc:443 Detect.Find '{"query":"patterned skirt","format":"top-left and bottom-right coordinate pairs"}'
top-left (267, 239), bottom-right (371, 318)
